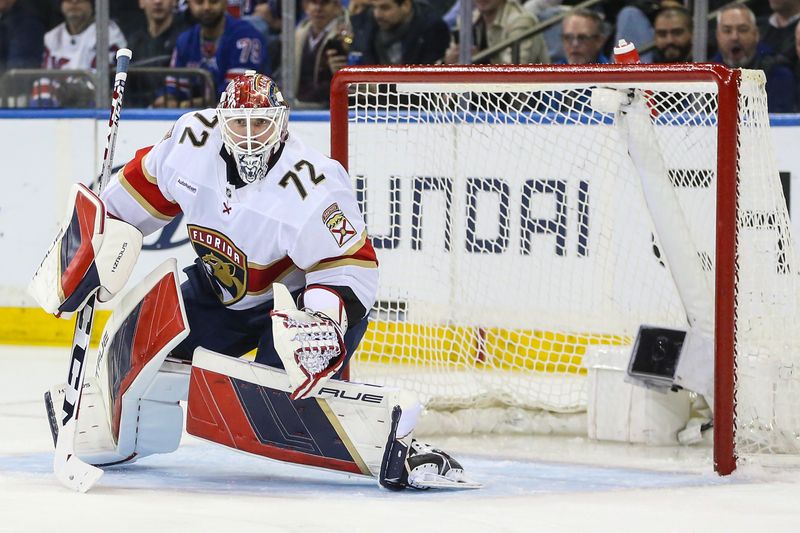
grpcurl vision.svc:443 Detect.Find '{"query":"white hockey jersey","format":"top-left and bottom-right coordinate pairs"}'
top-left (42, 21), bottom-right (127, 69)
top-left (101, 110), bottom-right (378, 314)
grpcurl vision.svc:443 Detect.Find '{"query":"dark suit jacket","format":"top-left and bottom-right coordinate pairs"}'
top-left (350, 1), bottom-right (450, 65)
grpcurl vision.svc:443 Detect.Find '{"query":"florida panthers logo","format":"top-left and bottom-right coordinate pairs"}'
top-left (188, 225), bottom-right (247, 305)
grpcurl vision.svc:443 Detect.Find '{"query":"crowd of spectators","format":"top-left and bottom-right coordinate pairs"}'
top-left (0, 0), bottom-right (799, 111)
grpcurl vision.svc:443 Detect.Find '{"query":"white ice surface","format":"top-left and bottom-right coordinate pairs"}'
top-left (2, 345), bottom-right (800, 533)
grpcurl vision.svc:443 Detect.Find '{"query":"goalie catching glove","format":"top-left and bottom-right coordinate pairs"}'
top-left (270, 283), bottom-right (348, 400)
top-left (29, 183), bottom-right (142, 318)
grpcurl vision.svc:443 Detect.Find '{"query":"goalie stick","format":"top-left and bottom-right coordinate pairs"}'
top-left (52, 48), bottom-right (132, 493)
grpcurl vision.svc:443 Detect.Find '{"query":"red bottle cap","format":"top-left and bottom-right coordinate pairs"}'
top-left (613, 39), bottom-right (641, 65)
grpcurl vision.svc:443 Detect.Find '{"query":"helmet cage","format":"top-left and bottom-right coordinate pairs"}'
top-left (217, 106), bottom-right (288, 184)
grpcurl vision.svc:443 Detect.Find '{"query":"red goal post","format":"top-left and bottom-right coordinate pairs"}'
top-left (329, 64), bottom-right (784, 475)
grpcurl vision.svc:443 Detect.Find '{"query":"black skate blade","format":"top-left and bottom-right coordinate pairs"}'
top-left (44, 390), bottom-right (59, 448)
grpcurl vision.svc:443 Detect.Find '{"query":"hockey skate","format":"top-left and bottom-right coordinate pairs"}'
top-left (403, 440), bottom-right (481, 489)
top-left (380, 411), bottom-right (481, 491)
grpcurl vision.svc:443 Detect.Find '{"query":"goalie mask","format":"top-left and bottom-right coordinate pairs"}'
top-left (216, 72), bottom-right (289, 184)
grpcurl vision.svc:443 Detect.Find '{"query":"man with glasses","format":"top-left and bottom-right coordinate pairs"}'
top-left (652, 6), bottom-right (693, 63)
top-left (559, 8), bottom-right (608, 65)
top-left (541, 9), bottom-right (606, 114)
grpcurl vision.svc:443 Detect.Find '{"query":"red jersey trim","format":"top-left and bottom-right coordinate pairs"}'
top-left (119, 146), bottom-right (182, 221)
top-left (308, 233), bottom-right (379, 273)
top-left (247, 256), bottom-right (298, 295)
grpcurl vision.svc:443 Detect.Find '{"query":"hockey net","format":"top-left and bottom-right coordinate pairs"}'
top-left (329, 65), bottom-right (800, 473)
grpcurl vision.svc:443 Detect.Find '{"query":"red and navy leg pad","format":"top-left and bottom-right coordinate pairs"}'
top-left (46, 260), bottom-right (192, 466)
top-left (187, 349), bottom-right (404, 479)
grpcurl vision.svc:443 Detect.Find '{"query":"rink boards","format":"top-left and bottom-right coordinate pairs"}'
top-left (2, 110), bottom-right (800, 355)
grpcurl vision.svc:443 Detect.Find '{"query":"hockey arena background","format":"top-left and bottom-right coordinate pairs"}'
top-left (1, 109), bottom-right (799, 345)
top-left (3, 108), bottom-right (800, 532)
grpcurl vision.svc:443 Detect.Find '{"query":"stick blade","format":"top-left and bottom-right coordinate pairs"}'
top-left (53, 421), bottom-right (103, 493)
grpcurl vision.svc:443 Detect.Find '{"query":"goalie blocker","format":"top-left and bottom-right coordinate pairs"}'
top-left (29, 183), bottom-right (142, 318)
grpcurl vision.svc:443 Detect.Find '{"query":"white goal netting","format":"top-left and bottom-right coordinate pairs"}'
top-left (336, 67), bottom-right (800, 460)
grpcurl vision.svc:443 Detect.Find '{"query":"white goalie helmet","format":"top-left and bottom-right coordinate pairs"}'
top-left (216, 71), bottom-right (289, 184)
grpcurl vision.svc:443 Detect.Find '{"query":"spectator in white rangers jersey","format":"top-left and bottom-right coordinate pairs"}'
top-left (31, 0), bottom-right (127, 106)
top-left (41, 0), bottom-right (127, 69)
top-left (97, 72), bottom-right (475, 489)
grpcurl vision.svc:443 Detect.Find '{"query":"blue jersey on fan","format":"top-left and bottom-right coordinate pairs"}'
top-left (168, 14), bottom-right (268, 101)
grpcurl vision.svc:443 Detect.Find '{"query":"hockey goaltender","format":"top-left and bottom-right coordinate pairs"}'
top-left (29, 72), bottom-right (479, 491)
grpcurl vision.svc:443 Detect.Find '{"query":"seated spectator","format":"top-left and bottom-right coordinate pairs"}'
top-left (348, 0), bottom-right (449, 66)
top-left (536, 9), bottom-right (609, 115)
top-left (714, 4), bottom-right (795, 113)
top-left (614, 1), bottom-right (682, 63)
top-left (443, 0), bottom-right (549, 65)
top-left (127, 0), bottom-right (190, 65)
top-left (42, 0), bottom-right (127, 69)
top-left (758, 0), bottom-right (800, 65)
top-left (652, 6), bottom-right (692, 63)
top-left (159, 0), bottom-right (268, 107)
top-left (32, 0), bottom-right (126, 107)
top-left (126, 0), bottom-right (190, 107)
top-left (112, 0), bottom-right (147, 39)
top-left (293, 0), bottom-right (345, 107)
top-left (559, 9), bottom-right (608, 65)
top-left (0, 0), bottom-right (46, 73)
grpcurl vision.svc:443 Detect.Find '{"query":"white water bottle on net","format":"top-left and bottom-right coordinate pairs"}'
top-left (329, 64), bottom-right (800, 474)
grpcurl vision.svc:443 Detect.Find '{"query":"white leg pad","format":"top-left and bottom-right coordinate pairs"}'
top-left (134, 360), bottom-right (191, 459)
top-left (45, 259), bottom-right (191, 466)
top-left (47, 362), bottom-right (191, 465)
top-left (47, 378), bottom-right (117, 460)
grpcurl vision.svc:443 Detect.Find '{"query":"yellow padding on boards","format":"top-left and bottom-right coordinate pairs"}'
top-left (0, 307), bottom-right (111, 347)
top-left (357, 321), bottom-right (630, 375)
top-left (1, 308), bottom-right (628, 374)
